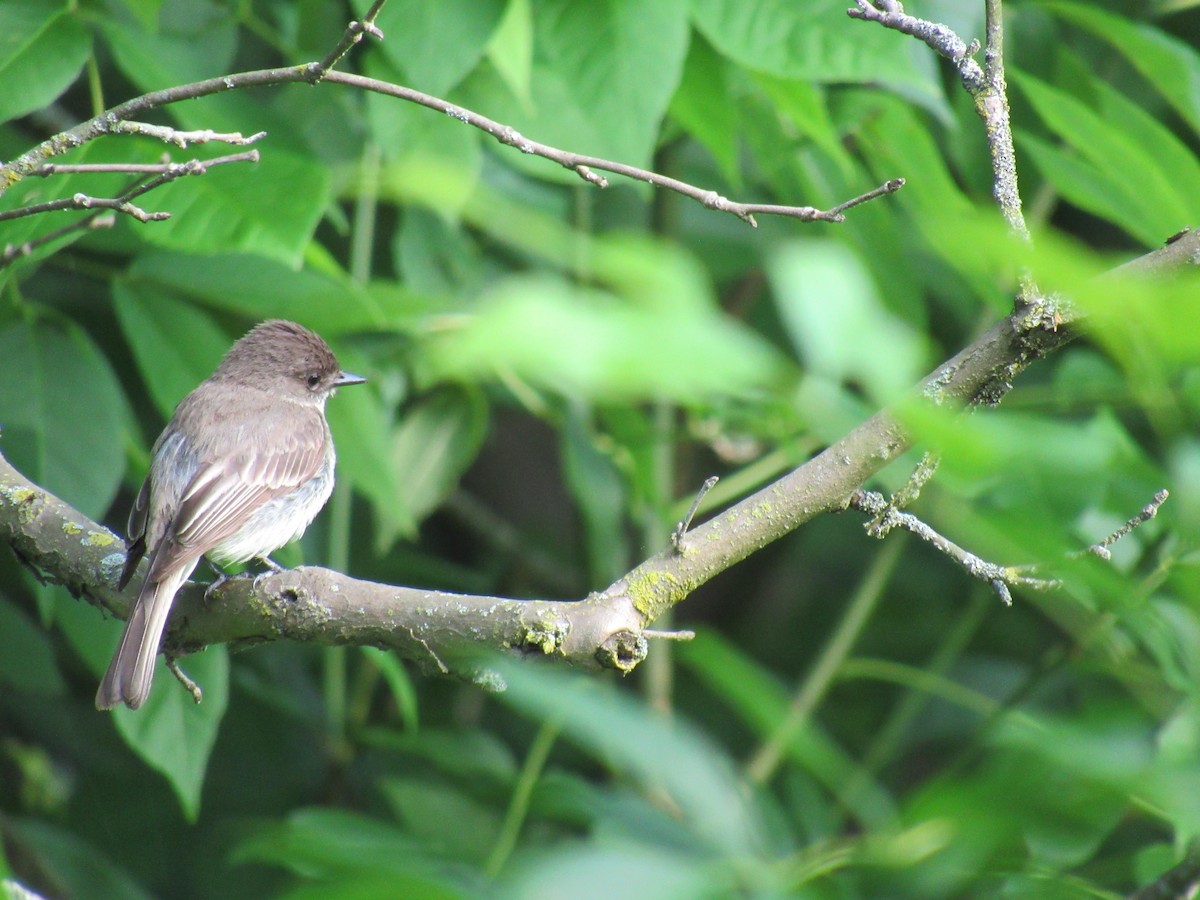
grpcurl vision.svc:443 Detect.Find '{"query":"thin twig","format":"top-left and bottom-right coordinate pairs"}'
top-left (672, 476), bottom-right (719, 553)
top-left (1, 71), bottom-right (899, 228)
top-left (1084, 489), bottom-right (1169, 561)
top-left (313, 0), bottom-right (387, 79)
top-left (0, 193), bottom-right (170, 224)
top-left (847, 0), bottom-right (1033, 302)
top-left (107, 121), bottom-right (267, 148)
top-left (850, 489), bottom-right (1062, 605)
top-left (0, 151), bottom-right (259, 227)
top-left (642, 629), bottom-right (696, 641)
top-left (1, 213), bottom-right (115, 265)
top-left (2, 152), bottom-right (259, 268)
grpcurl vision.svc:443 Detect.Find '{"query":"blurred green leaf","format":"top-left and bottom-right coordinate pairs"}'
top-left (379, 776), bottom-right (500, 864)
top-left (389, 387), bottom-right (488, 536)
top-left (0, 316), bottom-right (126, 518)
top-left (110, 647), bottom-right (229, 822)
top-left (677, 629), bottom-right (898, 830)
top-left (356, 0), bottom-right (505, 96)
top-left (127, 252), bottom-right (423, 334)
top-left (492, 657), bottom-right (765, 858)
top-left (113, 282), bottom-right (230, 419)
top-left (502, 840), bottom-right (730, 899)
top-left (98, 11), bottom-right (236, 90)
top-left (0, 2), bottom-right (89, 125)
top-left (768, 239), bottom-right (926, 403)
top-left (1042, 1), bottom-right (1200, 137)
top-left (456, 0), bottom-right (689, 178)
top-left (1013, 69), bottom-right (1192, 246)
top-left (234, 807), bottom-right (463, 892)
top-left (692, 0), bottom-right (946, 115)
top-left (0, 595), bottom-right (66, 695)
top-left (486, 0), bottom-right (534, 107)
top-left (428, 270), bottom-right (782, 403)
top-left (668, 33), bottom-right (740, 186)
top-left (1, 818), bottom-right (151, 900)
top-left (561, 407), bottom-right (628, 584)
top-left (359, 727), bottom-right (518, 785)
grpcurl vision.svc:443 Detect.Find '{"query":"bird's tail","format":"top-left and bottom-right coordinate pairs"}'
top-left (96, 562), bottom-right (194, 710)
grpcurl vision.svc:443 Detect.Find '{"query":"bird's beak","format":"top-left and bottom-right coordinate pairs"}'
top-left (334, 371), bottom-right (367, 387)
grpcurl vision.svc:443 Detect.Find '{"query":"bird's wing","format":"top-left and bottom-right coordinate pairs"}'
top-left (145, 407), bottom-right (328, 581)
top-left (118, 476), bottom-right (151, 590)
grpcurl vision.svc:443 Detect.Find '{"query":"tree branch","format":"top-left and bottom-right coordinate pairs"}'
top-left (4, 233), bottom-right (1197, 681)
top-left (848, 1), bottom-right (1031, 294)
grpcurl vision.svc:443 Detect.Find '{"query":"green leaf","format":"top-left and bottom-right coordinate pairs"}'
top-left (356, 0), bottom-right (506, 96)
top-left (1017, 133), bottom-right (1153, 245)
top-left (324, 382), bottom-right (410, 549)
top-left (98, 13), bottom-right (236, 91)
top-left (109, 646), bottom-right (229, 822)
top-left (493, 657), bottom-right (764, 857)
top-left (676, 629), bottom-right (898, 830)
top-left (487, 0), bottom-right (534, 107)
top-left (691, 0), bottom-right (945, 112)
top-left (1, 819), bottom-right (151, 900)
top-left (668, 32), bottom-right (740, 186)
top-left (1013, 69), bottom-right (1191, 245)
top-left (127, 252), bottom-right (422, 334)
top-left (0, 317), bottom-right (126, 518)
top-left (233, 808), bottom-right (446, 883)
top-left (0, 595), bottom-right (66, 695)
top-left (1041, 1), bottom-right (1200, 137)
top-left (768, 239), bottom-right (926, 404)
top-left (359, 727), bottom-right (519, 785)
top-left (125, 149), bottom-right (331, 267)
top-left (561, 407), bottom-right (628, 584)
top-left (428, 233), bottom-right (784, 403)
top-left (379, 776), bottom-right (501, 863)
top-left (0, 2), bottom-right (90, 125)
top-left (113, 281), bottom-right (231, 419)
top-left (389, 387), bottom-right (489, 533)
top-left (456, 0), bottom-right (690, 178)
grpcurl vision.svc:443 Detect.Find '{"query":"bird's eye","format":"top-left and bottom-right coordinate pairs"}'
top-left (306, 373), bottom-right (322, 389)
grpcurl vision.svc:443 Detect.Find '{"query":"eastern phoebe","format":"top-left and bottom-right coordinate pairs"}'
top-left (97, 320), bottom-right (366, 710)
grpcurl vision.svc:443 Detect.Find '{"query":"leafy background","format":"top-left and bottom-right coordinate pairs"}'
top-left (2, 0), bottom-right (1200, 896)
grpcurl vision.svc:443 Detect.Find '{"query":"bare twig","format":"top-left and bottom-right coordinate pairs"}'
top-left (849, 489), bottom-right (1060, 605)
top-left (848, 0), bottom-right (1033, 301)
top-left (107, 121), bottom-right (267, 148)
top-left (320, 71), bottom-right (901, 226)
top-left (0, 152), bottom-right (260, 267)
top-left (1, 212), bottom-right (115, 265)
top-left (642, 629), bottom-right (696, 641)
top-left (671, 476), bottom-right (719, 553)
top-left (1084, 489), bottom-right (1169, 561)
top-left (0, 193), bottom-right (170, 224)
top-left (850, 487), bottom-right (1171, 606)
top-left (312, 0), bottom-right (387, 79)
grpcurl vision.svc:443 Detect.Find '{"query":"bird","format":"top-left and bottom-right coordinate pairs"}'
top-left (96, 319), bottom-right (365, 710)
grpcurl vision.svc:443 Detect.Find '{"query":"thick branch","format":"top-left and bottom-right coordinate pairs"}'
top-left (0, 451), bottom-right (646, 677)
top-left (600, 231), bottom-right (1200, 623)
